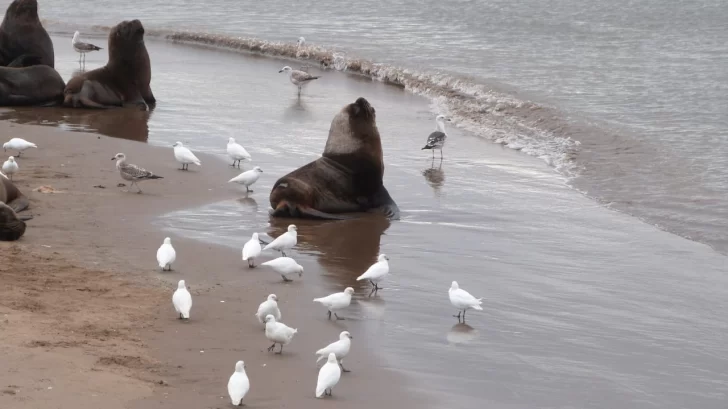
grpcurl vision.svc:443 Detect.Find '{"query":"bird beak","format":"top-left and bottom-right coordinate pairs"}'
top-left (110, 157), bottom-right (115, 160)
top-left (278, 69), bottom-right (284, 73)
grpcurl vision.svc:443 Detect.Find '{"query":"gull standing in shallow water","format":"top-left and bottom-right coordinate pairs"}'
top-left (448, 281), bottom-right (483, 323)
top-left (315, 331), bottom-right (353, 372)
top-left (172, 280), bottom-right (192, 320)
top-left (356, 254), bottom-right (390, 294)
top-left (313, 287), bottom-right (354, 320)
top-left (227, 360), bottom-right (250, 406)
top-left (278, 66), bottom-right (320, 97)
top-left (422, 114), bottom-right (452, 159)
top-left (112, 153), bottom-right (163, 193)
top-left (316, 353), bottom-right (342, 398)
top-left (156, 237), bottom-right (176, 271)
top-left (263, 224), bottom-right (297, 256)
top-left (264, 315), bottom-right (297, 354)
top-left (229, 166), bottom-right (263, 193)
top-left (3, 138), bottom-right (37, 157)
top-left (72, 31), bottom-right (102, 66)
top-left (227, 137), bottom-right (252, 168)
top-left (172, 142), bottom-right (201, 171)
top-left (242, 232), bottom-right (262, 268)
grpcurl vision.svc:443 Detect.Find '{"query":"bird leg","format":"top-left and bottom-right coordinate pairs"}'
top-left (327, 310), bottom-right (332, 320)
top-left (453, 311), bottom-right (462, 322)
top-left (230, 160), bottom-right (236, 167)
top-left (267, 343), bottom-right (276, 352)
top-left (246, 186), bottom-right (253, 193)
top-left (281, 250), bottom-right (287, 257)
top-left (462, 309), bottom-right (467, 322)
top-left (134, 182), bottom-right (143, 194)
top-left (440, 149), bottom-right (444, 159)
top-left (178, 313), bottom-right (183, 319)
top-left (334, 313), bottom-right (345, 321)
top-left (248, 259), bottom-right (255, 268)
top-left (276, 344), bottom-right (284, 354)
top-left (339, 362), bottom-right (350, 373)
top-left (282, 275), bottom-right (292, 282)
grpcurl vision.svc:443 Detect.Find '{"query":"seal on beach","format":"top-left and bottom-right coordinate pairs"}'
top-left (0, 0), bottom-right (54, 68)
top-left (63, 19), bottom-right (156, 110)
top-left (269, 97), bottom-right (400, 219)
top-left (0, 65), bottom-right (65, 106)
top-left (0, 174), bottom-right (30, 241)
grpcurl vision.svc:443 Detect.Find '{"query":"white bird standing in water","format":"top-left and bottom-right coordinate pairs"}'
top-left (227, 360), bottom-right (250, 406)
top-left (255, 294), bottom-right (281, 326)
top-left (172, 141), bottom-right (201, 171)
top-left (2, 156), bottom-right (18, 181)
top-left (448, 281), bottom-right (483, 323)
top-left (242, 232), bottom-right (262, 268)
top-left (356, 254), bottom-right (390, 293)
top-left (261, 257), bottom-right (304, 282)
top-left (172, 280), bottom-right (192, 320)
top-left (313, 287), bottom-right (354, 320)
top-left (264, 315), bottom-right (297, 354)
top-left (315, 331), bottom-right (353, 372)
top-left (263, 224), bottom-right (297, 256)
top-left (278, 66), bottom-right (320, 97)
top-left (3, 138), bottom-right (37, 157)
top-left (229, 166), bottom-right (263, 193)
top-left (227, 137), bottom-right (252, 167)
top-left (316, 353), bottom-right (342, 398)
top-left (72, 31), bottom-right (102, 65)
top-left (422, 114), bottom-right (451, 159)
top-left (156, 237), bottom-right (176, 271)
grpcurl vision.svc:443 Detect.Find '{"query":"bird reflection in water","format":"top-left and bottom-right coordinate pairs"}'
top-left (446, 323), bottom-right (478, 345)
top-left (422, 158), bottom-right (445, 195)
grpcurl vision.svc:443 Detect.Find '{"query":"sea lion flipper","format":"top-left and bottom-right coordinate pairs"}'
top-left (367, 185), bottom-right (400, 220)
top-left (7, 194), bottom-right (28, 213)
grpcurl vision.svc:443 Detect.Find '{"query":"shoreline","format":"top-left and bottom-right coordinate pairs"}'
top-left (0, 121), bottom-right (425, 409)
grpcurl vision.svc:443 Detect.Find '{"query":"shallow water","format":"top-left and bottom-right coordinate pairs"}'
top-left (3, 35), bottom-right (726, 408)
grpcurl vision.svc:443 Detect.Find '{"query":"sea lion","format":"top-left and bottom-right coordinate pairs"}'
top-left (0, 0), bottom-right (54, 68)
top-left (63, 19), bottom-right (156, 110)
top-left (269, 97), bottom-right (400, 220)
top-left (0, 64), bottom-right (65, 106)
top-left (0, 174), bottom-right (29, 241)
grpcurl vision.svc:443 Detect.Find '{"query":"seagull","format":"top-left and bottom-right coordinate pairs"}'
top-left (255, 294), bottom-right (281, 327)
top-left (227, 360), bottom-right (250, 406)
top-left (297, 36), bottom-right (306, 47)
top-left (264, 315), bottom-right (297, 354)
top-left (172, 280), bottom-right (192, 320)
top-left (263, 224), bottom-right (297, 257)
top-left (449, 281), bottom-right (483, 323)
top-left (422, 114), bottom-right (451, 159)
top-left (315, 331), bottom-right (353, 372)
top-left (313, 287), bottom-right (354, 320)
top-left (260, 257), bottom-right (304, 282)
top-left (156, 237), bottom-right (176, 271)
top-left (356, 254), bottom-right (390, 293)
top-left (2, 156), bottom-right (18, 181)
top-left (278, 66), bottom-right (320, 97)
top-left (111, 153), bottom-right (163, 194)
top-left (242, 232), bottom-right (262, 268)
top-left (72, 31), bottom-right (102, 66)
top-left (227, 137), bottom-right (252, 168)
top-left (316, 353), bottom-right (342, 398)
top-left (228, 166), bottom-right (263, 193)
top-left (3, 138), bottom-right (37, 157)
top-left (172, 141), bottom-right (201, 171)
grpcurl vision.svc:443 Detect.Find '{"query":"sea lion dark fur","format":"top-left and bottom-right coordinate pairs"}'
top-left (269, 97), bottom-right (400, 220)
top-left (0, 175), bottom-right (30, 241)
top-left (0, 65), bottom-right (65, 106)
top-left (63, 19), bottom-right (155, 110)
top-left (0, 0), bottom-right (54, 68)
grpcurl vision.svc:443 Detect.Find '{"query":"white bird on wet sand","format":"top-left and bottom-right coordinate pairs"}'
top-left (255, 294), bottom-right (281, 327)
top-left (278, 65), bottom-right (320, 96)
top-left (315, 331), bottom-right (353, 372)
top-left (265, 315), bottom-right (297, 354)
top-left (112, 153), bottom-right (163, 193)
top-left (316, 352), bottom-right (342, 398)
top-left (156, 237), bottom-right (176, 271)
top-left (172, 141), bottom-right (201, 171)
top-left (2, 156), bottom-right (18, 181)
top-left (263, 224), bottom-right (297, 257)
top-left (313, 287), bottom-right (354, 320)
top-left (227, 137), bottom-right (252, 168)
top-left (227, 360), bottom-right (250, 406)
top-left (72, 31), bottom-right (102, 65)
top-left (3, 138), bottom-right (37, 157)
top-left (172, 279), bottom-right (192, 320)
top-left (356, 254), bottom-right (390, 293)
top-left (229, 166), bottom-right (263, 193)
top-left (242, 232), bottom-right (262, 268)
top-left (260, 256), bottom-right (303, 282)
top-left (449, 281), bottom-right (483, 323)
top-left (422, 114), bottom-right (452, 159)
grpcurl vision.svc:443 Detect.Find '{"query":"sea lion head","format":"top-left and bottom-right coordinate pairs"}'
top-left (108, 19), bottom-right (145, 60)
top-left (323, 97), bottom-right (381, 160)
top-left (6, 0), bottom-right (38, 21)
top-left (0, 201), bottom-right (26, 241)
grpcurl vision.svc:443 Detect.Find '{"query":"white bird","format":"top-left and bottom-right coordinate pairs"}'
top-left (242, 232), bottom-right (262, 268)
top-left (449, 281), bottom-right (483, 323)
top-left (3, 138), bottom-right (36, 157)
top-left (265, 315), bottom-right (297, 354)
top-left (278, 65), bottom-right (320, 97)
top-left (297, 36), bottom-right (306, 47)
top-left (172, 141), bottom-right (201, 171)
top-left (227, 137), bottom-right (252, 168)
top-left (356, 254), bottom-right (390, 293)
top-left (111, 153), bottom-right (163, 194)
top-left (421, 114), bottom-right (452, 159)
top-left (228, 167), bottom-right (263, 193)
top-left (172, 279), bottom-right (192, 320)
top-left (315, 331), bottom-right (353, 372)
top-left (262, 224), bottom-right (297, 257)
top-left (227, 360), bottom-right (250, 406)
top-left (72, 31), bottom-right (102, 65)
top-left (313, 287), bottom-right (354, 320)
top-left (260, 257), bottom-right (303, 282)
top-left (156, 237), bottom-right (176, 271)
top-left (315, 353), bottom-right (342, 398)
top-left (2, 156), bottom-right (18, 181)
top-left (255, 294), bottom-right (281, 327)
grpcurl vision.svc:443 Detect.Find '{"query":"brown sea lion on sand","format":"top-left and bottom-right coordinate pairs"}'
top-left (0, 64), bottom-right (65, 106)
top-left (63, 19), bottom-right (155, 110)
top-left (0, 0), bottom-right (54, 68)
top-left (0, 173), bottom-right (30, 241)
top-left (269, 97), bottom-right (400, 220)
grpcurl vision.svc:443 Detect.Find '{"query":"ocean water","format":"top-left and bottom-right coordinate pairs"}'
top-left (1, 0), bottom-right (727, 407)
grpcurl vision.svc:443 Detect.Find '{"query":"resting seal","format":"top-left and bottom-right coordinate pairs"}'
top-left (63, 19), bottom-right (156, 110)
top-left (0, 174), bottom-right (29, 241)
top-left (269, 97), bottom-right (399, 219)
top-left (0, 0), bottom-right (54, 68)
top-left (0, 65), bottom-right (65, 106)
